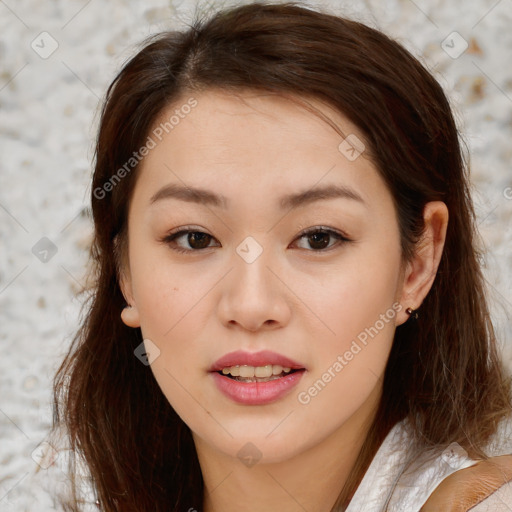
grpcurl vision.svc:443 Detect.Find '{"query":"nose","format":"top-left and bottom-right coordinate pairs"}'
top-left (216, 246), bottom-right (292, 332)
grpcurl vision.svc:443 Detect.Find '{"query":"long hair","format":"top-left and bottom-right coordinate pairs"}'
top-left (52, 2), bottom-right (512, 510)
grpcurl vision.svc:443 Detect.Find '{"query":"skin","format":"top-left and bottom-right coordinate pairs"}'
top-left (119, 89), bottom-right (448, 511)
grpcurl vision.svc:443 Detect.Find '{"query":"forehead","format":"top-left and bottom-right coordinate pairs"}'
top-left (132, 89), bottom-right (388, 210)
top-left (152, 89), bottom-right (361, 155)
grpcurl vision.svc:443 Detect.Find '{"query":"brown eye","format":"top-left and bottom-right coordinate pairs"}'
top-left (162, 229), bottom-right (219, 254)
top-left (186, 232), bottom-right (212, 249)
top-left (293, 227), bottom-right (350, 251)
top-left (306, 231), bottom-right (331, 250)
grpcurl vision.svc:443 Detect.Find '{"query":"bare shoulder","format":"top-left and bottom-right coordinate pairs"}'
top-left (470, 482), bottom-right (512, 511)
top-left (420, 454), bottom-right (512, 512)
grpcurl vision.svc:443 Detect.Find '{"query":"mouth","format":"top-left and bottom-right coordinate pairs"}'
top-left (210, 358), bottom-right (307, 405)
top-left (218, 365), bottom-right (304, 383)
top-left (209, 349), bottom-right (307, 382)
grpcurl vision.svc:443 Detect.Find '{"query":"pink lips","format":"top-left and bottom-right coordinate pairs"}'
top-left (209, 350), bottom-right (306, 372)
top-left (211, 370), bottom-right (305, 405)
top-left (209, 350), bottom-right (307, 405)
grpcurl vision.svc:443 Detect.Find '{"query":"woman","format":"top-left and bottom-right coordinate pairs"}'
top-left (50, 2), bottom-right (512, 510)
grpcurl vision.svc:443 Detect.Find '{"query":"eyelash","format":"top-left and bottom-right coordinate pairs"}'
top-left (160, 225), bottom-right (352, 254)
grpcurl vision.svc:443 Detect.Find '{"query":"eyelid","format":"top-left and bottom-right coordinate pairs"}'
top-left (164, 225), bottom-right (212, 237)
top-left (294, 225), bottom-right (351, 241)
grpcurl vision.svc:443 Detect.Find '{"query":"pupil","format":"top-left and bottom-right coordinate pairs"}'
top-left (188, 232), bottom-right (210, 249)
top-left (309, 232), bottom-right (329, 249)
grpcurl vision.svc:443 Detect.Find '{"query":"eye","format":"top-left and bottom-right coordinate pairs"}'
top-left (292, 226), bottom-right (351, 251)
top-left (160, 227), bottom-right (220, 254)
top-left (160, 225), bottom-right (351, 254)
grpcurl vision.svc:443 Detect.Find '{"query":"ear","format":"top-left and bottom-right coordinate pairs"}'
top-left (396, 201), bottom-right (449, 326)
top-left (119, 267), bottom-right (141, 329)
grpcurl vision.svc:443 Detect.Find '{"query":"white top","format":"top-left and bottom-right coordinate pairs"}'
top-left (346, 414), bottom-right (512, 512)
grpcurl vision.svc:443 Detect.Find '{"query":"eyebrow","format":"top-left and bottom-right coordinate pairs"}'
top-left (150, 183), bottom-right (228, 208)
top-left (279, 184), bottom-right (365, 210)
top-left (149, 183), bottom-right (365, 210)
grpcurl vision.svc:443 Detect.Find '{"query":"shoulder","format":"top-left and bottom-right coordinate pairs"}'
top-left (420, 454), bottom-right (512, 512)
top-left (470, 483), bottom-right (512, 512)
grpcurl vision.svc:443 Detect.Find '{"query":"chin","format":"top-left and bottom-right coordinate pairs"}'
top-left (204, 428), bottom-right (313, 466)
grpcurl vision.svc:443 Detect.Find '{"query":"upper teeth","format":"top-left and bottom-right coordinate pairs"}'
top-left (221, 364), bottom-right (292, 378)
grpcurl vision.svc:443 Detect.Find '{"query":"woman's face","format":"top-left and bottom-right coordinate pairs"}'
top-left (120, 89), bottom-right (410, 464)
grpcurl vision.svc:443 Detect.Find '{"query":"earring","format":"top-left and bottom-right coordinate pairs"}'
top-left (406, 307), bottom-right (419, 320)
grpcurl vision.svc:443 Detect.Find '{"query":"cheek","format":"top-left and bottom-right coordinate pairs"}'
top-left (289, 248), bottom-right (401, 411)
top-left (127, 232), bottom-right (215, 336)
top-left (134, 265), bottom-right (210, 340)
top-left (292, 249), bottom-right (401, 345)
top-left (131, 264), bottom-right (213, 419)
top-left (130, 253), bottom-right (222, 411)
top-left (292, 265), bottom-right (399, 429)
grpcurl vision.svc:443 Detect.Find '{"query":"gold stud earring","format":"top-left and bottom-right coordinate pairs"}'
top-left (406, 307), bottom-right (419, 319)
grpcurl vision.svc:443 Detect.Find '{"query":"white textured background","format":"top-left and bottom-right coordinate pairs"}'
top-left (0, 0), bottom-right (511, 509)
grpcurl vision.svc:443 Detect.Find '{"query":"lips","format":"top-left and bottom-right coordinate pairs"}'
top-left (211, 370), bottom-right (305, 405)
top-left (209, 350), bottom-right (306, 372)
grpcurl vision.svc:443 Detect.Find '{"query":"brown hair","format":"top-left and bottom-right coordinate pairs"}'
top-left (52, 2), bottom-right (512, 510)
